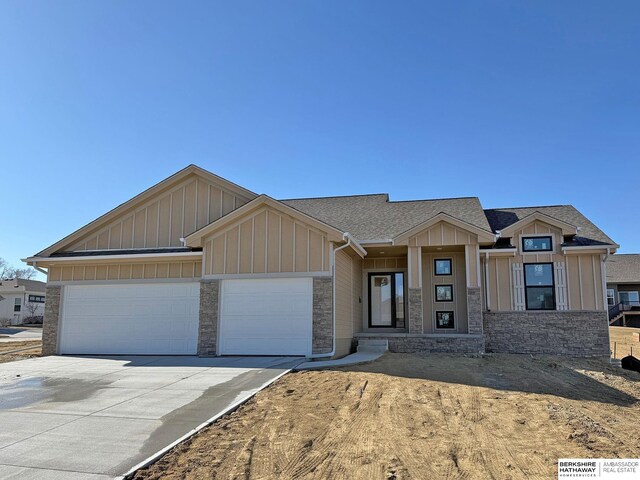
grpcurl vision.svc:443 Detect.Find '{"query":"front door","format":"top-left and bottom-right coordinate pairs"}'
top-left (368, 272), bottom-right (405, 328)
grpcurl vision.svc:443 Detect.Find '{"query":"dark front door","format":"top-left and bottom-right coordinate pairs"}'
top-left (368, 272), bottom-right (405, 328)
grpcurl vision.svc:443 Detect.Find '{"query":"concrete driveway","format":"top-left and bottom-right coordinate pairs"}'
top-left (0, 327), bottom-right (42, 343)
top-left (0, 355), bottom-right (301, 479)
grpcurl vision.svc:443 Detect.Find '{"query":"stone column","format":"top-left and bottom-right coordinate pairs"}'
top-left (465, 244), bottom-right (483, 335)
top-left (197, 280), bottom-right (219, 356)
top-left (42, 285), bottom-right (61, 356)
top-left (312, 276), bottom-right (333, 354)
top-left (407, 246), bottom-right (423, 333)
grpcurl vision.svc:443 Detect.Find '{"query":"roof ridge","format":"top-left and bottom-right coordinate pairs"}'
top-left (388, 196), bottom-right (480, 204)
top-left (485, 204), bottom-right (572, 211)
top-left (280, 193), bottom-right (389, 201)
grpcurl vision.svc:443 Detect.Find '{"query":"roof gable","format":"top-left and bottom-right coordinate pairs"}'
top-left (393, 213), bottom-right (495, 245)
top-left (185, 195), bottom-right (346, 247)
top-left (496, 211), bottom-right (577, 237)
top-left (37, 165), bottom-right (257, 256)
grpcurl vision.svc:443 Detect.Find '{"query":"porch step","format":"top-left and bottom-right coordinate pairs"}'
top-left (357, 339), bottom-right (389, 353)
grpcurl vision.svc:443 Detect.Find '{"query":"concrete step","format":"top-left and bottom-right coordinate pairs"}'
top-left (357, 338), bottom-right (389, 353)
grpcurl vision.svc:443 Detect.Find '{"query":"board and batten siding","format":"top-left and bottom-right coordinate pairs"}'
top-left (422, 251), bottom-right (468, 334)
top-left (408, 222), bottom-right (479, 247)
top-left (335, 249), bottom-right (362, 357)
top-left (66, 175), bottom-right (252, 251)
top-left (202, 206), bottom-right (331, 275)
top-left (484, 220), bottom-right (606, 312)
top-left (48, 261), bottom-right (202, 282)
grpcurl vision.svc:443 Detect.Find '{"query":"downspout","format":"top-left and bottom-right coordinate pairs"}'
top-left (32, 261), bottom-right (48, 276)
top-left (484, 252), bottom-right (491, 311)
top-left (307, 232), bottom-right (357, 359)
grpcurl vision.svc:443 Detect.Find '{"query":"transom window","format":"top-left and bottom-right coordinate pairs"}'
top-left (28, 295), bottom-right (45, 303)
top-left (522, 236), bottom-right (552, 252)
top-left (524, 263), bottom-right (555, 310)
top-left (434, 259), bottom-right (452, 276)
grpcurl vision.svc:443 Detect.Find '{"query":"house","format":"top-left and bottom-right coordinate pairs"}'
top-left (24, 165), bottom-right (617, 357)
top-left (606, 254), bottom-right (640, 327)
top-left (0, 278), bottom-right (46, 326)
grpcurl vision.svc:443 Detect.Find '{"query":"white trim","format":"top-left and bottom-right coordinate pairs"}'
top-left (203, 271), bottom-right (331, 280)
top-left (359, 240), bottom-right (393, 246)
top-left (561, 245), bottom-right (616, 253)
top-left (24, 251), bottom-right (202, 264)
top-left (479, 248), bottom-right (517, 256)
top-left (48, 277), bottom-right (200, 286)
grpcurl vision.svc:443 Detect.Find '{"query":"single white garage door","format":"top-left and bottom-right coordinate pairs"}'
top-left (219, 278), bottom-right (312, 356)
top-left (59, 283), bottom-right (200, 355)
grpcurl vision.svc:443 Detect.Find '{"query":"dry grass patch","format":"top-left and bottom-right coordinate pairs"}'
top-left (133, 353), bottom-right (640, 480)
top-left (0, 341), bottom-right (42, 363)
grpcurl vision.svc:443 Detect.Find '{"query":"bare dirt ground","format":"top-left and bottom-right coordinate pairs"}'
top-left (0, 341), bottom-right (42, 364)
top-left (610, 326), bottom-right (640, 359)
top-left (133, 353), bottom-right (640, 480)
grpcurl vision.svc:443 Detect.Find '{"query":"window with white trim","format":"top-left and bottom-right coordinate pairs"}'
top-left (606, 289), bottom-right (615, 306)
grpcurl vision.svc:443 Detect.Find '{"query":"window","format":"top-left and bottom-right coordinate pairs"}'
top-left (28, 295), bottom-right (45, 303)
top-left (436, 311), bottom-right (455, 329)
top-left (14, 298), bottom-right (21, 313)
top-left (524, 263), bottom-right (555, 310)
top-left (434, 259), bottom-right (452, 276)
top-left (522, 236), bottom-right (552, 252)
top-left (435, 285), bottom-right (453, 302)
top-left (619, 291), bottom-right (640, 306)
top-left (607, 289), bottom-right (616, 306)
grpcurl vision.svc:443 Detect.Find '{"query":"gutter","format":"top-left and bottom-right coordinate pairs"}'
top-left (307, 232), bottom-right (365, 360)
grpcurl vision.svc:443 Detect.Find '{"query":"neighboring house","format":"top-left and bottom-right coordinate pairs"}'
top-left (606, 254), bottom-right (640, 327)
top-left (24, 165), bottom-right (617, 357)
top-left (0, 278), bottom-right (46, 325)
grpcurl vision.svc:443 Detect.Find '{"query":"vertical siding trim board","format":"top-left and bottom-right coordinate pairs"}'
top-left (512, 263), bottom-right (525, 311)
top-left (554, 261), bottom-right (568, 311)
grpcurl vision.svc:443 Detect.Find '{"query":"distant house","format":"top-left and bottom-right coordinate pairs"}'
top-left (0, 278), bottom-right (46, 326)
top-left (606, 254), bottom-right (640, 327)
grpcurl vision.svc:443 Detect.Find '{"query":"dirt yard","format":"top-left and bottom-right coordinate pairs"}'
top-left (133, 353), bottom-right (640, 480)
top-left (0, 341), bottom-right (42, 364)
top-left (610, 326), bottom-right (640, 359)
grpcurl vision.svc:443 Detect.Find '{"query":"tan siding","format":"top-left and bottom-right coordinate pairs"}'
top-left (353, 257), bottom-right (363, 334)
top-left (65, 174), bottom-right (252, 252)
top-left (49, 261), bottom-right (201, 281)
top-left (422, 251), bottom-right (468, 334)
top-left (202, 206), bottom-right (331, 275)
top-left (412, 221), bottom-right (477, 247)
top-left (335, 250), bottom-right (354, 356)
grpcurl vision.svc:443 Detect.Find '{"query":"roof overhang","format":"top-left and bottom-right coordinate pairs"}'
top-left (561, 245), bottom-right (617, 255)
top-left (499, 211), bottom-right (578, 237)
top-left (479, 248), bottom-right (518, 257)
top-left (185, 194), bottom-right (346, 247)
top-left (24, 250), bottom-right (203, 267)
top-left (393, 212), bottom-right (496, 245)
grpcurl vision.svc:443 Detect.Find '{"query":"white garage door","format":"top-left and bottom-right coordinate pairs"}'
top-left (60, 283), bottom-right (200, 355)
top-left (219, 278), bottom-right (312, 356)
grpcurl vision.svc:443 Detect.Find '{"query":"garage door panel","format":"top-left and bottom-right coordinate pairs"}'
top-left (60, 283), bottom-right (200, 355)
top-left (219, 278), bottom-right (312, 356)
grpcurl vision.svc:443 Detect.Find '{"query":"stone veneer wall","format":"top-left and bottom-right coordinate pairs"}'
top-left (408, 288), bottom-right (423, 334)
top-left (198, 280), bottom-right (219, 356)
top-left (467, 287), bottom-right (483, 335)
top-left (356, 334), bottom-right (484, 354)
top-left (484, 311), bottom-right (610, 356)
top-left (312, 277), bottom-right (333, 354)
top-left (42, 286), bottom-right (61, 356)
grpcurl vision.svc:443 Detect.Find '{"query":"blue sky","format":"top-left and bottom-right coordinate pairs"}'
top-left (1, 1), bottom-right (638, 280)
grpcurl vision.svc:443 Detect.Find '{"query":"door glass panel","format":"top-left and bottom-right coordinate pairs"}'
top-left (370, 275), bottom-right (393, 326)
top-left (395, 273), bottom-right (405, 328)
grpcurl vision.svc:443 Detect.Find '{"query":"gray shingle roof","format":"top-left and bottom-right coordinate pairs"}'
top-left (0, 279), bottom-right (46, 293)
top-left (281, 194), bottom-right (492, 241)
top-left (483, 205), bottom-right (616, 247)
top-left (606, 254), bottom-right (640, 284)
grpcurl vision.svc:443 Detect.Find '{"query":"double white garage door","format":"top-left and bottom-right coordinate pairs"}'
top-left (59, 278), bottom-right (313, 356)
